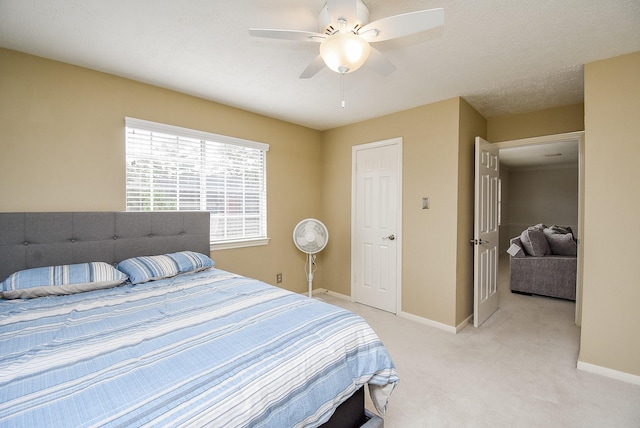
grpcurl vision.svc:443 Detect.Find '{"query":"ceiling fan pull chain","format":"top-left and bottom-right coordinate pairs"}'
top-left (341, 73), bottom-right (345, 108)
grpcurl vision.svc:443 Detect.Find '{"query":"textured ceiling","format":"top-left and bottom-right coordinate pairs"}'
top-left (1, 0), bottom-right (639, 131)
top-left (500, 140), bottom-right (579, 168)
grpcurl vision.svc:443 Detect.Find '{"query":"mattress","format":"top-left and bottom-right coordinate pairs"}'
top-left (0, 267), bottom-right (398, 427)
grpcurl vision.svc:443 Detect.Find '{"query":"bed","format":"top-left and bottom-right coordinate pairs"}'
top-left (0, 212), bottom-right (398, 427)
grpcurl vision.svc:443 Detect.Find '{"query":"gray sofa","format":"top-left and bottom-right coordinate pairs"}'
top-left (509, 224), bottom-right (577, 300)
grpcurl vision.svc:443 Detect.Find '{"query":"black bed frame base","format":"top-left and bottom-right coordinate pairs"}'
top-left (320, 387), bottom-right (368, 428)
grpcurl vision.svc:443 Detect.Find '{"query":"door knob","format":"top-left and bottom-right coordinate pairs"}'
top-left (469, 238), bottom-right (489, 245)
top-left (383, 234), bottom-right (395, 241)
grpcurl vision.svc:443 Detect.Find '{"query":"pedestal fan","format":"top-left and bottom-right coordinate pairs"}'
top-left (293, 218), bottom-right (329, 298)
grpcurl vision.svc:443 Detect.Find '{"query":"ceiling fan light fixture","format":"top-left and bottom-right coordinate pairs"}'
top-left (319, 31), bottom-right (371, 74)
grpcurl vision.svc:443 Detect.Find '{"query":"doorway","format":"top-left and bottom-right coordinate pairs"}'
top-left (495, 131), bottom-right (584, 325)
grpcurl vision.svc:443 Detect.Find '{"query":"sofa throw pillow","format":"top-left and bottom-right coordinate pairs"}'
top-left (520, 228), bottom-right (550, 257)
top-left (543, 227), bottom-right (577, 256)
top-left (545, 225), bottom-right (574, 237)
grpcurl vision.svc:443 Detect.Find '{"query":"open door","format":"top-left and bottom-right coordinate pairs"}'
top-left (473, 137), bottom-right (499, 327)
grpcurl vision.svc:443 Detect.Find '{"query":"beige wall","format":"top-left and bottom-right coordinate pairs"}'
top-left (488, 105), bottom-right (584, 251)
top-left (0, 48), bottom-right (323, 293)
top-left (487, 103), bottom-right (584, 142)
top-left (580, 51), bottom-right (640, 376)
top-left (322, 98), bottom-right (481, 327)
top-left (0, 49), bottom-right (486, 328)
top-left (4, 46), bottom-right (639, 379)
top-left (502, 165), bottom-right (579, 248)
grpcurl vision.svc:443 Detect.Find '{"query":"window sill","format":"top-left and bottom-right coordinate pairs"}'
top-left (210, 238), bottom-right (270, 251)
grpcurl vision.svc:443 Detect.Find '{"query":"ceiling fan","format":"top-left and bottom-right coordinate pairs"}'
top-left (249, 0), bottom-right (444, 79)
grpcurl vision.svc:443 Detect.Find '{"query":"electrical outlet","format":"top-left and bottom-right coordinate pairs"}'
top-left (276, 273), bottom-right (283, 284)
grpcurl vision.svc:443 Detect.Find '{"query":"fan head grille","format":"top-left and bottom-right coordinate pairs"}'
top-left (293, 218), bottom-right (329, 254)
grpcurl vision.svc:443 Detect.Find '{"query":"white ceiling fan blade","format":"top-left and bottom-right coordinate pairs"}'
top-left (249, 28), bottom-right (325, 42)
top-left (325, 0), bottom-right (357, 25)
top-left (300, 55), bottom-right (326, 79)
top-left (366, 47), bottom-right (396, 76)
top-left (359, 8), bottom-right (444, 43)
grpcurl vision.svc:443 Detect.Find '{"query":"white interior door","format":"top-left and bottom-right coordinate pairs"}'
top-left (352, 139), bottom-right (401, 314)
top-left (473, 136), bottom-right (499, 327)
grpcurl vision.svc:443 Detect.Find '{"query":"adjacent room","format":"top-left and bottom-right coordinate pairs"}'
top-left (1, 1), bottom-right (639, 426)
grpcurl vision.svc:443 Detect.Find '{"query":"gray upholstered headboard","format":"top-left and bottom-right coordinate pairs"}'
top-left (0, 212), bottom-right (210, 281)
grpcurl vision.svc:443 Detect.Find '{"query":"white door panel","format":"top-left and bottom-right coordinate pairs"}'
top-left (352, 139), bottom-right (401, 314)
top-left (474, 137), bottom-right (499, 327)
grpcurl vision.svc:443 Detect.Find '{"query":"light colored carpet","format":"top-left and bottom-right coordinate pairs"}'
top-left (321, 255), bottom-right (640, 428)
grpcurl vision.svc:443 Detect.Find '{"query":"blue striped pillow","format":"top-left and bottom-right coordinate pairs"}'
top-left (167, 251), bottom-right (214, 274)
top-left (1, 262), bottom-right (128, 299)
top-left (116, 252), bottom-right (215, 285)
top-left (116, 254), bottom-right (179, 285)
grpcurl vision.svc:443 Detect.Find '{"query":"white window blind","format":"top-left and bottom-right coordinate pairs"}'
top-left (125, 118), bottom-right (269, 247)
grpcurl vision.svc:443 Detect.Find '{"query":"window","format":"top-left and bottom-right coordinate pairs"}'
top-left (125, 117), bottom-right (269, 249)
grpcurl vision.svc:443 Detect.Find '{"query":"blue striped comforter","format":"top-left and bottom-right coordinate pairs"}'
top-left (0, 268), bottom-right (398, 427)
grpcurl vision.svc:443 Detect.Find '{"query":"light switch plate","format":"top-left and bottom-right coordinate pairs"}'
top-left (422, 197), bottom-right (430, 209)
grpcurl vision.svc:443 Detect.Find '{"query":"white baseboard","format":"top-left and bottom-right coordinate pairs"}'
top-left (398, 311), bottom-right (458, 334)
top-left (324, 289), bottom-right (352, 301)
top-left (316, 289), bottom-right (470, 334)
top-left (456, 314), bottom-right (474, 333)
top-left (312, 288), bottom-right (352, 301)
top-left (577, 361), bottom-right (640, 386)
